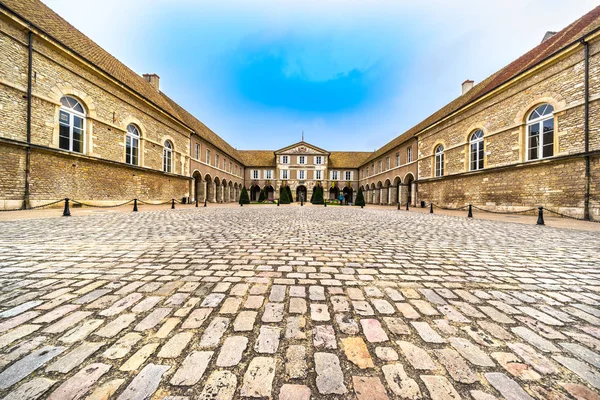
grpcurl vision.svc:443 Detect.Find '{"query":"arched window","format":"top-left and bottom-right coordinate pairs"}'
top-left (126, 124), bottom-right (140, 166)
top-left (435, 145), bottom-right (444, 177)
top-left (527, 104), bottom-right (554, 160)
top-left (163, 140), bottom-right (173, 173)
top-left (470, 130), bottom-right (484, 171)
top-left (59, 96), bottom-right (86, 153)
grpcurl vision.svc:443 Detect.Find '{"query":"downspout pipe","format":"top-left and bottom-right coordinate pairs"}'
top-left (24, 30), bottom-right (33, 209)
top-left (582, 39), bottom-right (591, 221)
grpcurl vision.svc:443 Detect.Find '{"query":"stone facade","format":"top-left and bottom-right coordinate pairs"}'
top-left (1, 0), bottom-right (599, 220)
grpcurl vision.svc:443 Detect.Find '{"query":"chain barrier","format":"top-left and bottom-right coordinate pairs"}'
top-left (0, 198), bottom-right (66, 212)
top-left (471, 205), bottom-right (538, 215)
top-left (70, 199), bottom-right (134, 208)
top-left (542, 207), bottom-right (598, 223)
top-left (431, 203), bottom-right (469, 211)
top-left (137, 200), bottom-right (173, 206)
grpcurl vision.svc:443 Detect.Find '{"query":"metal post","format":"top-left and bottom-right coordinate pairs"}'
top-left (133, 198), bottom-right (138, 212)
top-left (277, 199), bottom-right (280, 206)
top-left (63, 198), bottom-right (71, 217)
top-left (429, 203), bottom-right (434, 214)
top-left (204, 199), bottom-right (207, 207)
top-left (406, 202), bottom-right (409, 211)
top-left (171, 199), bottom-right (175, 209)
top-left (537, 207), bottom-right (545, 226)
top-left (467, 204), bottom-right (472, 218)
top-left (240, 202), bottom-right (243, 207)
top-left (361, 205), bottom-right (364, 209)
top-left (195, 197), bottom-right (199, 208)
top-left (324, 202), bottom-right (327, 207)
top-left (397, 203), bottom-right (400, 210)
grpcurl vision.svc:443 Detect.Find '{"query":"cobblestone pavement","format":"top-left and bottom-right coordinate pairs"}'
top-left (0, 206), bottom-right (599, 400)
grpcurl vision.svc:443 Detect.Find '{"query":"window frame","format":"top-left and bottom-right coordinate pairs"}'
top-left (299, 170), bottom-right (305, 180)
top-left (396, 152), bottom-right (400, 167)
top-left (315, 156), bottom-right (322, 165)
top-left (281, 155), bottom-right (289, 164)
top-left (281, 169), bottom-right (289, 179)
top-left (526, 104), bottom-right (555, 161)
top-left (332, 170), bottom-right (338, 180)
top-left (345, 171), bottom-right (352, 181)
top-left (407, 147), bottom-right (413, 163)
top-left (265, 170), bottom-right (272, 180)
top-left (163, 140), bottom-right (173, 173)
top-left (299, 155), bottom-right (306, 165)
top-left (434, 145), bottom-right (444, 177)
top-left (195, 143), bottom-right (200, 160)
top-left (469, 130), bottom-right (485, 171)
top-left (252, 170), bottom-right (259, 179)
top-left (58, 96), bottom-right (86, 154)
top-left (316, 170), bottom-right (322, 180)
top-left (125, 124), bottom-right (140, 166)
top-left (206, 149), bottom-right (211, 164)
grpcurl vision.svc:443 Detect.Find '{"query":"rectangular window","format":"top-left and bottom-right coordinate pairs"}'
top-left (195, 144), bottom-right (200, 159)
top-left (215, 154), bottom-right (219, 167)
top-left (281, 170), bottom-right (289, 179)
top-left (332, 170), bottom-right (338, 180)
top-left (378, 161), bottom-right (382, 173)
top-left (299, 170), bottom-right (305, 179)
top-left (206, 150), bottom-right (210, 163)
top-left (396, 152), bottom-right (400, 167)
top-left (315, 156), bottom-right (322, 165)
top-left (252, 170), bottom-right (259, 179)
top-left (229, 162), bottom-right (232, 173)
top-left (265, 170), bottom-right (272, 179)
top-left (386, 157), bottom-right (390, 170)
top-left (316, 170), bottom-right (322, 180)
top-left (407, 147), bottom-right (413, 163)
top-left (435, 153), bottom-right (444, 177)
top-left (299, 156), bottom-right (306, 164)
top-left (345, 171), bottom-right (352, 180)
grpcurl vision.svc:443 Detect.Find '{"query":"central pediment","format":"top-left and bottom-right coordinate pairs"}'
top-left (275, 141), bottom-right (329, 155)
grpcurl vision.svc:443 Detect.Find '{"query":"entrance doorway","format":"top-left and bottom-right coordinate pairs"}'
top-left (296, 185), bottom-right (307, 202)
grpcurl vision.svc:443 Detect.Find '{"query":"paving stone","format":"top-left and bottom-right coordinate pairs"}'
top-left (119, 343), bottom-right (159, 371)
top-left (421, 375), bottom-right (461, 400)
top-left (244, 295), bottom-right (265, 309)
top-left (511, 326), bottom-right (561, 353)
top-left (435, 348), bottom-right (478, 383)
top-left (313, 325), bottom-right (337, 349)
top-left (553, 355), bottom-right (600, 389)
top-left (181, 308), bottom-right (212, 329)
top-left (219, 297), bottom-right (242, 314)
top-left (43, 311), bottom-right (92, 334)
top-left (46, 341), bottom-right (105, 373)
top-left (285, 316), bottom-right (306, 339)
top-left (240, 356), bottom-right (276, 398)
top-left (397, 340), bottom-right (437, 370)
top-left (0, 335), bottom-right (47, 370)
top-left (491, 351), bottom-right (541, 380)
top-left (199, 317), bottom-right (230, 347)
top-left (335, 313), bottom-right (359, 334)
top-left (155, 317), bottom-right (181, 338)
top-left (0, 301), bottom-right (43, 318)
top-left (341, 337), bottom-right (374, 368)
top-left (131, 296), bottom-right (162, 313)
top-left (449, 337), bottom-right (495, 367)
top-left (85, 378), bottom-right (126, 400)
top-left (59, 319), bottom-right (104, 343)
top-left (1, 377), bottom-right (55, 400)
top-left (411, 321), bottom-right (446, 343)
top-left (289, 298), bottom-right (307, 314)
top-left (279, 384), bottom-right (311, 400)
top-left (286, 345), bottom-right (308, 379)
top-left (117, 363), bottom-right (170, 400)
top-left (382, 363), bottom-right (422, 399)
top-left (560, 342), bottom-right (600, 368)
top-left (0, 325), bottom-right (40, 350)
top-left (170, 351), bottom-right (213, 386)
top-left (255, 325), bottom-right (281, 353)
top-left (197, 370), bottom-right (237, 400)
top-left (484, 372), bottom-right (535, 400)
top-left (310, 304), bottom-right (330, 321)
top-left (94, 314), bottom-right (136, 338)
top-left (47, 363), bottom-right (111, 400)
top-left (506, 342), bottom-right (559, 374)
top-left (375, 346), bottom-right (399, 361)
top-left (201, 293), bottom-right (226, 307)
top-left (314, 352), bottom-right (347, 394)
top-left (157, 331), bottom-right (193, 358)
top-left (0, 345), bottom-right (66, 389)
top-left (103, 332), bottom-right (142, 359)
top-left (263, 302), bottom-right (285, 322)
top-left (361, 319), bottom-right (389, 342)
top-left (99, 293), bottom-right (143, 317)
top-left (216, 336), bottom-right (248, 367)
top-left (353, 376), bottom-right (390, 400)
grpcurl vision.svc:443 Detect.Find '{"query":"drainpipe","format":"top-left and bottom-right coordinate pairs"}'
top-left (24, 30), bottom-right (33, 209)
top-left (582, 40), bottom-right (591, 221)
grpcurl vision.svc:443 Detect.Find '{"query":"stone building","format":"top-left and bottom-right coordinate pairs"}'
top-left (1, 0), bottom-right (599, 220)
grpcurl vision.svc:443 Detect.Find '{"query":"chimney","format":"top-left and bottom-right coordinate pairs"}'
top-left (541, 31), bottom-right (557, 44)
top-left (462, 79), bottom-right (474, 95)
top-left (143, 73), bottom-right (160, 91)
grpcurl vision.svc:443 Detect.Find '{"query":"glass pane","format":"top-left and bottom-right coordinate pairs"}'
top-left (132, 153), bottom-right (138, 165)
top-left (73, 127), bottom-right (82, 142)
top-left (543, 143), bottom-right (553, 158)
top-left (126, 152), bottom-right (131, 165)
top-left (72, 138), bottom-right (83, 153)
top-left (73, 116), bottom-right (84, 130)
top-left (59, 111), bottom-right (70, 125)
top-left (59, 131), bottom-right (70, 150)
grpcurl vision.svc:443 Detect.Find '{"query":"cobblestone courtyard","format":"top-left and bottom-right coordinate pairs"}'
top-left (0, 206), bottom-right (599, 399)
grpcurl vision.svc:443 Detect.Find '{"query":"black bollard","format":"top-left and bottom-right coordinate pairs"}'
top-left (171, 199), bottom-right (175, 209)
top-left (429, 203), bottom-right (434, 214)
top-left (324, 202), bottom-right (327, 207)
top-left (361, 205), bottom-right (364, 209)
top-left (240, 202), bottom-right (243, 207)
top-left (537, 206), bottom-right (545, 225)
top-left (133, 198), bottom-right (138, 212)
top-left (301, 199), bottom-right (303, 207)
top-left (63, 198), bottom-right (71, 217)
top-left (277, 199), bottom-right (280, 206)
top-left (204, 199), bottom-right (207, 207)
top-left (397, 203), bottom-right (400, 210)
top-left (406, 202), bottom-right (409, 211)
top-left (467, 204), bottom-right (473, 218)
top-left (195, 197), bottom-right (199, 208)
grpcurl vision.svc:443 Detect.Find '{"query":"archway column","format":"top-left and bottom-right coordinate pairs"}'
top-left (411, 182), bottom-right (417, 206)
top-left (389, 186), bottom-right (398, 205)
top-left (199, 180), bottom-right (206, 202)
top-left (208, 181), bottom-right (216, 203)
top-left (373, 189), bottom-right (380, 204)
top-left (400, 184), bottom-right (409, 206)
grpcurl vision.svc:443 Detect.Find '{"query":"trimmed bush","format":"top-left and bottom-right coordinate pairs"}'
top-left (239, 186), bottom-right (250, 204)
top-left (279, 185), bottom-right (291, 204)
top-left (258, 188), bottom-right (266, 202)
top-left (355, 187), bottom-right (366, 207)
top-left (286, 185), bottom-right (293, 202)
top-left (312, 185), bottom-right (325, 205)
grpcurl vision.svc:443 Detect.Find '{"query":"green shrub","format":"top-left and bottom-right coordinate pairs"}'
top-left (286, 185), bottom-right (293, 202)
top-left (312, 185), bottom-right (325, 204)
top-left (355, 187), bottom-right (366, 207)
top-left (279, 185), bottom-right (291, 204)
top-left (239, 186), bottom-right (250, 204)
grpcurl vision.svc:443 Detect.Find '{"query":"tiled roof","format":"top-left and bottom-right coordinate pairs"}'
top-left (329, 152), bottom-right (372, 168)
top-left (1, 0), bottom-right (186, 124)
top-left (160, 93), bottom-right (243, 163)
top-left (238, 150), bottom-right (277, 167)
top-left (363, 5), bottom-right (600, 165)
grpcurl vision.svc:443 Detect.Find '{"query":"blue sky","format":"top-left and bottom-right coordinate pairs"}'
top-left (46, 0), bottom-right (599, 151)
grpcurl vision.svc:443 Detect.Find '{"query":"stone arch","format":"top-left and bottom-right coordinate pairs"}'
top-left (204, 174), bottom-right (215, 202)
top-left (403, 172), bottom-right (416, 207)
top-left (51, 91), bottom-right (96, 154)
top-left (264, 184), bottom-right (275, 201)
top-left (516, 96), bottom-right (563, 162)
top-left (192, 170), bottom-right (205, 202)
